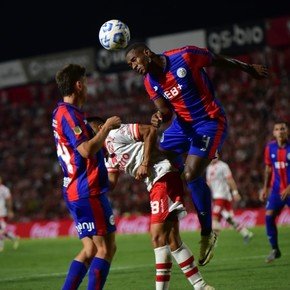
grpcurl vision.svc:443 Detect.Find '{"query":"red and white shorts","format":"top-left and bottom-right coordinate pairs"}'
top-left (0, 217), bottom-right (8, 231)
top-left (149, 172), bottom-right (187, 224)
top-left (212, 198), bottom-right (234, 220)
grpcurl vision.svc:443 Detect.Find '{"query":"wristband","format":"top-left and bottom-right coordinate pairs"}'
top-left (232, 190), bottom-right (239, 196)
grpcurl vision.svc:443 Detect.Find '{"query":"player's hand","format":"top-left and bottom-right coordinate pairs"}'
top-left (259, 188), bottom-right (268, 202)
top-left (281, 186), bottom-right (290, 200)
top-left (151, 111), bottom-right (163, 128)
top-left (7, 210), bottom-right (14, 220)
top-left (233, 193), bottom-right (241, 203)
top-left (104, 116), bottom-right (121, 130)
top-left (248, 64), bottom-right (268, 79)
top-left (135, 164), bottom-right (150, 180)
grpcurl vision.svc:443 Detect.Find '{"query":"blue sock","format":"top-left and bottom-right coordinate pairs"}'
top-left (187, 177), bottom-right (212, 235)
top-left (266, 215), bottom-right (278, 249)
top-left (62, 260), bottom-right (87, 290)
top-left (88, 257), bottom-right (111, 290)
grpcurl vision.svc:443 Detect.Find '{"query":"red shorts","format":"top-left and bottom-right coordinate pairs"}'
top-left (149, 172), bottom-right (186, 224)
top-left (0, 217), bottom-right (8, 230)
top-left (212, 199), bottom-right (233, 220)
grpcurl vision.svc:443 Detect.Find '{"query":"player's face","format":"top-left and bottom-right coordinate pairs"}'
top-left (78, 77), bottom-right (88, 107)
top-left (126, 49), bottom-right (150, 75)
top-left (273, 123), bottom-right (288, 142)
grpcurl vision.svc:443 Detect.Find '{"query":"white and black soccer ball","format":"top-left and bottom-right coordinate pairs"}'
top-left (98, 19), bottom-right (130, 50)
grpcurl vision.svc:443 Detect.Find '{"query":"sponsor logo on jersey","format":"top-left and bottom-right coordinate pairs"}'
top-left (274, 161), bottom-right (288, 169)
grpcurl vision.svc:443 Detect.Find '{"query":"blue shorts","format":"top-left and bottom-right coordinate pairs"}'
top-left (66, 193), bottom-right (116, 239)
top-left (159, 115), bottom-right (228, 159)
top-left (266, 193), bottom-right (290, 211)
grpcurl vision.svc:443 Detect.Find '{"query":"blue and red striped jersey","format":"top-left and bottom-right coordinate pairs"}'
top-left (52, 102), bottom-right (109, 201)
top-left (144, 45), bottom-right (225, 122)
top-left (264, 140), bottom-right (290, 195)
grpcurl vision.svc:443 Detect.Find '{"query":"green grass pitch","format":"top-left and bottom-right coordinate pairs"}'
top-left (0, 226), bottom-right (289, 290)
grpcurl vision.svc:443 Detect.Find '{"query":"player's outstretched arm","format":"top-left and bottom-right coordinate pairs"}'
top-left (259, 165), bottom-right (272, 202)
top-left (135, 124), bottom-right (157, 180)
top-left (108, 171), bottom-right (120, 190)
top-left (151, 98), bottom-right (173, 128)
top-left (211, 53), bottom-right (269, 79)
top-left (78, 116), bottom-right (121, 158)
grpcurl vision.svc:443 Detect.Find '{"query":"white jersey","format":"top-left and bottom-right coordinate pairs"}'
top-left (206, 160), bottom-right (233, 201)
top-left (105, 123), bottom-right (176, 191)
top-left (0, 184), bottom-right (11, 217)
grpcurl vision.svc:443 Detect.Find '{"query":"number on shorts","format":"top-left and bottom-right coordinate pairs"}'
top-left (150, 201), bottom-right (160, 214)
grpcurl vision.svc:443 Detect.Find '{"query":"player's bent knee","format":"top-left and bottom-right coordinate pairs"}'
top-left (151, 233), bottom-right (167, 248)
top-left (84, 246), bottom-right (97, 258)
top-left (95, 244), bottom-right (116, 261)
top-left (183, 170), bottom-right (199, 182)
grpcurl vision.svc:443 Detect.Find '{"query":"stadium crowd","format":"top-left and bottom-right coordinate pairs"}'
top-left (0, 46), bottom-right (289, 222)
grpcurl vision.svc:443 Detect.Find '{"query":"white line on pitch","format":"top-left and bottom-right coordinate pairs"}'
top-left (0, 253), bottom-right (288, 283)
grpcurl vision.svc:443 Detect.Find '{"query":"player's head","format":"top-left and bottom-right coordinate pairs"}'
top-left (272, 120), bottom-right (288, 142)
top-left (87, 116), bottom-right (105, 134)
top-left (55, 64), bottom-right (87, 105)
top-left (125, 42), bottom-right (154, 75)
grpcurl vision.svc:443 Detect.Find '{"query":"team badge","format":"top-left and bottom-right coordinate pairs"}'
top-left (177, 67), bottom-right (187, 78)
top-left (73, 126), bottom-right (82, 135)
top-left (109, 215), bottom-right (115, 225)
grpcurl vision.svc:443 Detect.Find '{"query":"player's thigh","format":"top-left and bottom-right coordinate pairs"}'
top-left (150, 172), bottom-right (185, 223)
top-left (213, 199), bottom-right (224, 220)
top-left (159, 119), bottom-right (190, 154)
top-left (189, 116), bottom-right (227, 159)
top-left (68, 194), bottom-right (116, 239)
top-left (150, 223), bottom-right (169, 247)
top-left (81, 236), bottom-right (97, 258)
top-left (184, 154), bottom-right (211, 180)
top-left (168, 220), bottom-right (182, 251)
top-left (266, 193), bottom-right (286, 214)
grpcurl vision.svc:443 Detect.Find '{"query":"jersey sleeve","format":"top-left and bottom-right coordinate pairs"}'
top-left (128, 124), bottom-right (141, 141)
top-left (185, 45), bottom-right (213, 68)
top-left (223, 163), bottom-right (233, 179)
top-left (205, 167), bottom-right (210, 183)
top-left (144, 75), bottom-right (159, 101)
top-left (3, 186), bottom-right (11, 199)
top-left (61, 110), bottom-right (89, 148)
top-left (113, 123), bottom-right (140, 143)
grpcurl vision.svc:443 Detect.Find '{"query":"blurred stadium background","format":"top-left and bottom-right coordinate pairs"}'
top-left (0, 14), bottom-right (290, 238)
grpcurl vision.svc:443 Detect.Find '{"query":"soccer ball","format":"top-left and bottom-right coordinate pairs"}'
top-left (98, 19), bottom-right (130, 50)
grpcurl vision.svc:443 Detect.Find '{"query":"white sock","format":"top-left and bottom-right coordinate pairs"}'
top-left (154, 245), bottom-right (172, 290)
top-left (171, 242), bottom-right (204, 287)
top-left (239, 227), bottom-right (250, 237)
